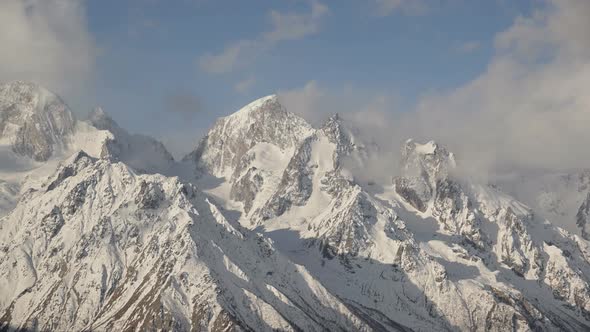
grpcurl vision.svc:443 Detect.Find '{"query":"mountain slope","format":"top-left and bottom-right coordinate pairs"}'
top-left (0, 151), bottom-right (371, 331)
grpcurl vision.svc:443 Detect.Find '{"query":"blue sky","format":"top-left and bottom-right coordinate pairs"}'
top-left (81, 0), bottom-right (534, 154)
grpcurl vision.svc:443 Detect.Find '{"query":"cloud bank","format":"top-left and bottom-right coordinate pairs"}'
top-left (0, 0), bottom-right (96, 97)
top-left (409, 0), bottom-right (590, 175)
top-left (279, 0), bottom-right (590, 180)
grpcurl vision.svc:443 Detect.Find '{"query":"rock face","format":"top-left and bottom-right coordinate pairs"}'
top-left (0, 81), bottom-right (75, 161)
top-left (3, 88), bottom-right (590, 331)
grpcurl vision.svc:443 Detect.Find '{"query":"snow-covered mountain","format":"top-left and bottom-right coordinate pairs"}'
top-left (186, 98), bottom-right (590, 330)
top-left (3, 83), bottom-right (590, 331)
top-left (0, 81), bottom-right (175, 217)
top-left (0, 81), bottom-right (108, 217)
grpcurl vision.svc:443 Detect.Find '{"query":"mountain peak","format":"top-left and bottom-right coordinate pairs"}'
top-left (0, 80), bottom-right (42, 93)
top-left (231, 94), bottom-right (280, 118)
top-left (321, 113), bottom-right (341, 129)
top-left (402, 139), bottom-right (456, 174)
top-left (0, 81), bottom-right (70, 115)
top-left (185, 94), bottom-right (313, 177)
top-left (321, 112), bottom-right (353, 149)
top-left (327, 112), bottom-right (340, 121)
top-left (404, 139), bottom-right (438, 155)
top-left (0, 81), bottom-right (75, 161)
top-left (394, 139), bottom-right (457, 212)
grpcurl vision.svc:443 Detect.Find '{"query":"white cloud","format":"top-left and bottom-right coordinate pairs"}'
top-left (0, 0), bottom-right (96, 96)
top-left (198, 1), bottom-right (328, 74)
top-left (405, 0), bottom-right (590, 175)
top-left (234, 77), bottom-right (256, 94)
top-left (494, 0), bottom-right (590, 60)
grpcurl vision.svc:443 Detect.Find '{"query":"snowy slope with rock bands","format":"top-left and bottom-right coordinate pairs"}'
top-left (0, 152), bottom-right (368, 331)
top-left (3, 82), bottom-right (590, 331)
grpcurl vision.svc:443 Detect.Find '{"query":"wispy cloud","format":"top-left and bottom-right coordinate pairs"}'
top-left (199, 40), bottom-right (256, 74)
top-left (235, 77), bottom-right (257, 94)
top-left (198, 1), bottom-right (329, 74)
